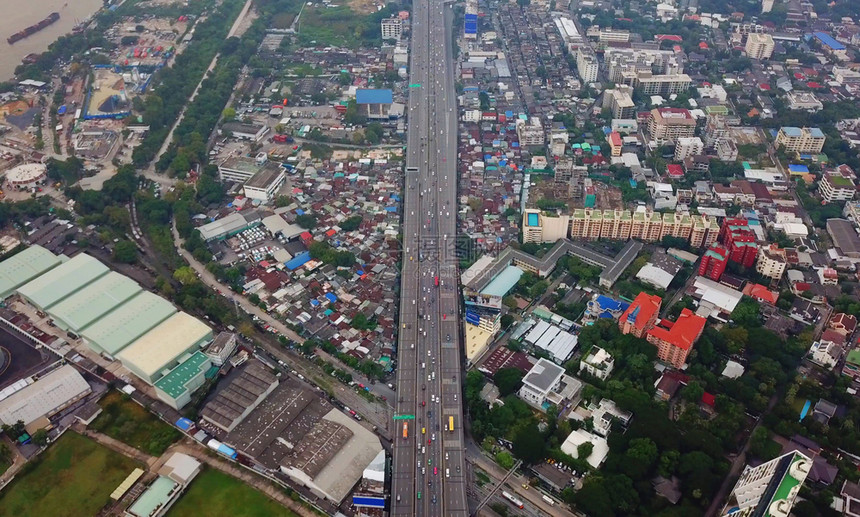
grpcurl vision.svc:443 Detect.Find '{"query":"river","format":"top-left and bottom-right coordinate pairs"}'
top-left (1, 0), bottom-right (104, 81)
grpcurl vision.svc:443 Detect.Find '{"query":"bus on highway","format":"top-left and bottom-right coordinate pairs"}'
top-left (449, 416), bottom-right (454, 432)
top-left (502, 491), bottom-right (524, 509)
top-left (542, 495), bottom-right (555, 506)
top-left (403, 422), bottom-right (408, 439)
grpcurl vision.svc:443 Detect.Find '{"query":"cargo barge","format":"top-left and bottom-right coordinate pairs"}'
top-left (7, 12), bottom-right (61, 45)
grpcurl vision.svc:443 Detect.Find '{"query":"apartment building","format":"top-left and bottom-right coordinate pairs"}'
top-left (630, 210), bottom-right (665, 242)
top-left (819, 172), bottom-right (856, 203)
top-left (605, 48), bottom-right (681, 83)
top-left (721, 452), bottom-right (811, 517)
top-left (629, 72), bottom-right (693, 95)
top-left (576, 47), bottom-right (599, 83)
top-left (579, 347), bottom-right (614, 381)
top-left (516, 117), bottom-right (545, 146)
top-left (674, 137), bottom-right (704, 161)
top-left (716, 138), bottom-right (739, 161)
top-left (381, 17), bottom-right (403, 40)
top-left (608, 132), bottom-right (623, 157)
top-left (745, 33), bottom-right (775, 59)
top-left (619, 292), bottom-right (662, 338)
top-left (522, 209), bottom-right (570, 243)
top-left (699, 243), bottom-right (730, 280)
top-left (756, 244), bottom-right (787, 281)
top-left (775, 127), bottom-right (826, 154)
top-left (720, 218), bottom-right (759, 268)
top-left (586, 26), bottom-right (631, 42)
top-left (690, 214), bottom-right (720, 248)
top-left (648, 108), bottom-right (697, 144)
top-left (603, 87), bottom-right (636, 119)
top-left (523, 208), bottom-right (713, 247)
top-left (646, 308), bottom-right (706, 368)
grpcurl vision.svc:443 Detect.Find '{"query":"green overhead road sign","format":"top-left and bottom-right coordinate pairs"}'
top-left (393, 414), bottom-right (415, 420)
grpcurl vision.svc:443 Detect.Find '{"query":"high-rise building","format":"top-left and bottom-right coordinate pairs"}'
top-left (576, 47), bottom-right (599, 83)
top-left (674, 137), bottom-right (705, 161)
top-left (775, 127), bottom-right (826, 154)
top-left (698, 243), bottom-right (730, 281)
top-left (745, 33), bottom-right (775, 59)
top-left (381, 18), bottom-right (403, 40)
top-left (648, 108), bottom-right (697, 144)
top-left (690, 214), bottom-right (720, 248)
top-left (619, 292), bottom-right (662, 338)
top-left (646, 308), bottom-right (706, 368)
top-left (756, 244), bottom-right (787, 281)
top-left (721, 451), bottom-right (812, 517)
top-left (516, 117), bottom-right (544, 146)
top-left (603, 87), bottom-right (636, 119)
top-left (719, 218), bottom-right (758, 268)
top-left (629, 72), bottom-right (692, 95)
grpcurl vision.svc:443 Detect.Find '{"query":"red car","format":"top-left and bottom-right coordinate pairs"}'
top-left (434, 467), bottom-right (438, 475)
top-left (428, 438), bottom-right (432, 445)
top-left (422, 401), bottom-right (426, 407)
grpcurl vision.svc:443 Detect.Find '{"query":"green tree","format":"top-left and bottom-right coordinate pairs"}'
top-left (512, 423), bottom-right (546, 464)
top-left (495, 451), bottom-right (515, 469)
top-left (173, 266), bottom-right (198, 285)
top-left (494, 368), bottom-right (524, 397)
top-left (32, 428), bottom-right (48, 446)
top-left (626, 437), bottom-right (658, 467)
top-left (577, 442), bottom-right (594, 461)
top-left (112, 240), bottom-right (138, 263)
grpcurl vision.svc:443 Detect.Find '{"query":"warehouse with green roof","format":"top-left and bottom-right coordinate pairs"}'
top-left (17, 254), bottom-right (109, 311)
top-left (47, 272), bottom-right (143, 332)
top-left (0, 245), bottom-right (62, 299)
top-left (154, 351), bottom-right (212, 409)
top-left (80, 291), bottom-right (177, 357)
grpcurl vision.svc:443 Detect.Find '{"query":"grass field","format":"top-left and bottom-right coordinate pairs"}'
top-left (0, 432), bottom-right (142, 517)
top-left (91, 391), bottom-right (180, 456)
top-left (296, 5), bottom-right (387, 48)
top-left (166, 468), bottom-right (299, 517)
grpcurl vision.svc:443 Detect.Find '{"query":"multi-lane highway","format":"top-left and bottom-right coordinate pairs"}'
top-left (391, 1), bottom-right (467, 516)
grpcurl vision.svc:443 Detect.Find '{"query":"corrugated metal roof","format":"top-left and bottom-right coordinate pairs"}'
top-left (118, 312), bottom-right (212, 381)
top-left (0, 245), bottom-right (61, 298)
top-left (81, 291), bottom-right (177, 356)
top-left (355, 89), bottom-right (393, 105)
top-left (17, 254), bottom-right (109, 310)
top-left (48, 272), bottom-right (142, 332)
top-left (480, 265), bottom-right (523, 297)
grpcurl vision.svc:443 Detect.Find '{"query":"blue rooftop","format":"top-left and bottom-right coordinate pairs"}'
top-left (286, 251), bottom-right (311, 270)
top-left (481, 265), bottom-right (523, 297)
top-left (809, 127), bottom-right (825, 138)
top-left (325, 292), bottom-right (337, 303)
top-left (812, 32), bottom-right (846, 50)
top-left (789, 164), bottom-right (809, 173)
top-left (593, 295), bottom-right (630, 317)
top-left (356, 89), bottom-right (393, 104)
top-left (781, 126), bottom-right (803, 137)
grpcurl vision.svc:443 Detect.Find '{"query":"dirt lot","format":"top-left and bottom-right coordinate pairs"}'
top-left (348, 0), bottom-right (385, 15)
top-left (0, 100), bottom-right (32, 119)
